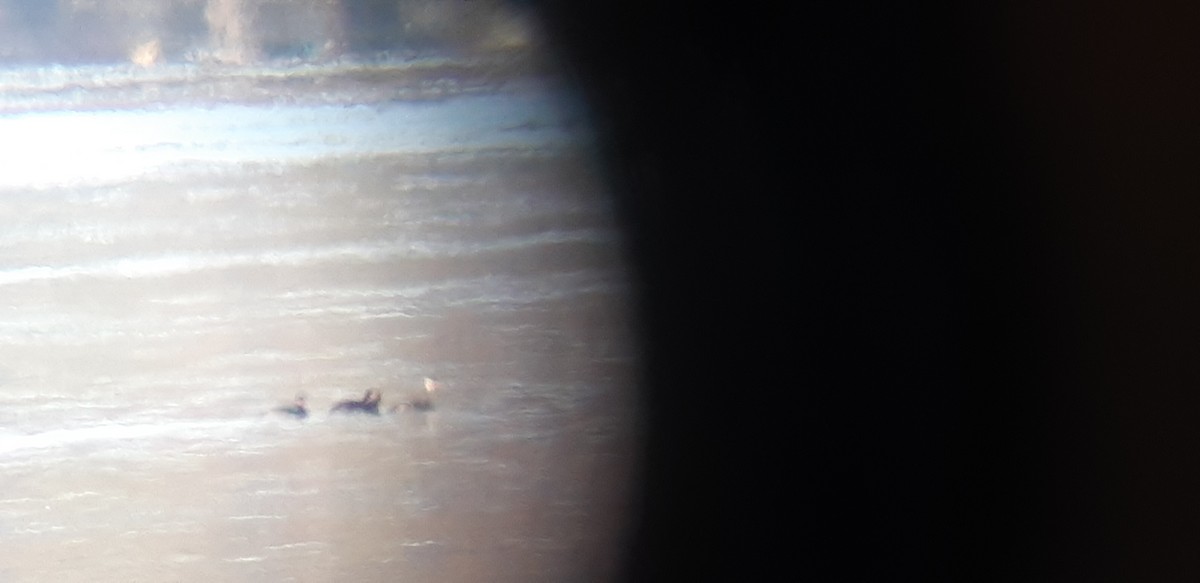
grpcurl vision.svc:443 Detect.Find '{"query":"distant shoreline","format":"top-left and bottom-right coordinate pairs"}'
top-left (0, 49), bottom-right (560, 115)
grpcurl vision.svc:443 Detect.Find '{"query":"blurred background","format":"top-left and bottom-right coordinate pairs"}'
top-left (0, 0), bottom-right (539, 64)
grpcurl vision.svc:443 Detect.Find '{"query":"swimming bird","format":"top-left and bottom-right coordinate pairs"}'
top-left (274, 394), bottom-right (308, 419)
top-left (390, 377), bottom-right (440, 412)
top-left (330, 389), bottom-right (382, 415)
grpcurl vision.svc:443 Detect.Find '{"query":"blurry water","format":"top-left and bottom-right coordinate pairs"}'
top-left (0, 91), bottom-right (587, 188)
top-left (0, 58), bottom-right (637, 582)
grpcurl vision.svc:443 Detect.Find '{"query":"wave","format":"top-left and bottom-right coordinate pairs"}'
top-left (0, 418), bottom-right (260, 457)
top-left (0, 226), bottom-right (617, 288)
top-left (0, 89), bottom-right (590, 190)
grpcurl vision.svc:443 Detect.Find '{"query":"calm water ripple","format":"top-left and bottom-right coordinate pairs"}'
top-left (0, 55), bottom-right (636, 583)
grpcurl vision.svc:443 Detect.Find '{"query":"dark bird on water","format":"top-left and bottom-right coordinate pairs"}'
top-left (331, 388), bottom-right (382, 415)
top-left (274, 394), bottom-right (308, 419)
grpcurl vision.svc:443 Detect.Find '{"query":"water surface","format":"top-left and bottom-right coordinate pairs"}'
top-left (0, 57), bottom-right (637, 582)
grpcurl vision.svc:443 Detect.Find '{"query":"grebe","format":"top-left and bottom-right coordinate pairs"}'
top-left (391, 377), bottom-right (439, 412)
top-left (274, 394), bottom-right (308, 419)
top-left (330, 389), bottom-right (382, 415)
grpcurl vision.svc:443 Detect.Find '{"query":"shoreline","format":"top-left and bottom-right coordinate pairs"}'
top-left (0, 49), bottom-right (561, 114)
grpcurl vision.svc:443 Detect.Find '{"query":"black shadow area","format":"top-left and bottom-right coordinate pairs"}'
top-left (533, 2), bottom-right (1200, 581)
